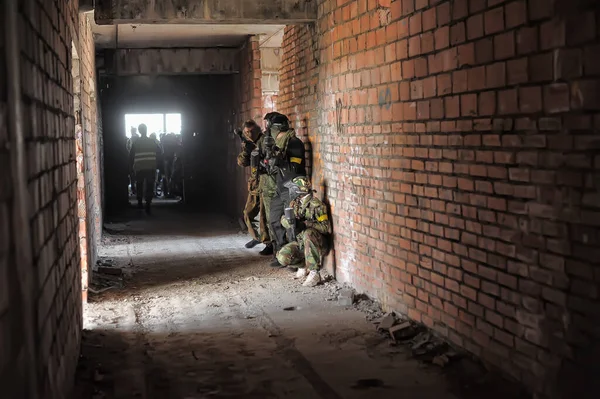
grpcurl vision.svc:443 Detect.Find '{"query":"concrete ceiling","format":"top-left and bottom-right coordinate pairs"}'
top-left (90, 13), bottom-right (285, 48)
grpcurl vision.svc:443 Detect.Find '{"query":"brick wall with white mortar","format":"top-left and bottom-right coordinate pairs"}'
top-left (278, 0), bottom-right (600, 397)
top-left (1, 0), bottom-right (98, 396)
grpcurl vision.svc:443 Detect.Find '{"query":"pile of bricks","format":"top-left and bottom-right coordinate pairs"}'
top-left (278, 0), bottom-right (600, 396)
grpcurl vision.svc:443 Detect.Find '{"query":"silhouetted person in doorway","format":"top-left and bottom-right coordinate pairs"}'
top-left (129, 123), bottom-right (163, 214)
top-left (127, 126), bottom-right (140, 196)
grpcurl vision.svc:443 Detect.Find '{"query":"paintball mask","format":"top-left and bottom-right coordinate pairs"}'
top-left (270, 114), bottom-right (290, 132)
top-left (284, 176), bottom-right (312, 201)
top-left (264, 112), bottom-right (289, 131)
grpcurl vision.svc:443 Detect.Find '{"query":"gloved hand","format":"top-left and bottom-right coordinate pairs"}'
top-left (281, 215), bottom-right (291, 229)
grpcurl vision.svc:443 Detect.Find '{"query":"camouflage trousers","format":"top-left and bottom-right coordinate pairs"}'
top-left (243, 192), bottom-right (269, 243)
top-left (276, 228), bottom-right (327, 271)
top-left (260, 190), bottom-right (276, 243)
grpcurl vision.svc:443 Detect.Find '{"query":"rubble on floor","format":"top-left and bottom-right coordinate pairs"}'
top-left (89, 258), bottom-right (124, 294)
top-left (370, 312), bottom-right (456, 366)
top-left (388, 321), bottom-right (416, 342)
top-left (103, 223), bottom-right (127, 234)
top-left (337, 288), bottom-right (355, 306)
top-left (346, 293), bottom-right (475, 374)
top-left (274, 278), bottom-right (526, 397)
top-left (352, 293), bottom-right (385, 321)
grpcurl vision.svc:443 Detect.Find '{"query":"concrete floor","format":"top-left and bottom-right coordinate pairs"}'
top-left (73, 202), bottom-right (516, 399)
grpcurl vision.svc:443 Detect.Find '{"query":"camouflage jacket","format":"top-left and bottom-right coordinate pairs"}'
top-left (257, 128), bottom-right (298, 198)
top-left (281, 194), bottom-right (332, 236)
top-left (237, 133), bottom-right (262, 194)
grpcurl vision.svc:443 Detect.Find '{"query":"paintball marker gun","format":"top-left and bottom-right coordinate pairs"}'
top-left (262, 127), bottom-right (284, 175)
top-left (263, 129), bottom-right (275, 160)
top-left (235, 128), bottom-right (256, 149)
top-left (284, 207), bottom-right (297, 242)
top-left (250, 149), bottom-right (260, 170)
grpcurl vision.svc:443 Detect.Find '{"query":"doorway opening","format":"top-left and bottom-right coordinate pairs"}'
top-left (125, 113), bottom-right (184, 202)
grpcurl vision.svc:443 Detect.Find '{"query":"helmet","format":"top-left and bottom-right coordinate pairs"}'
top-left (270, 114), bottom-right (289, 132)
top-left (264, 112), bottom-right (289, 132)
top-left (284, 176), bottom-right (312, 200)
top-left (264, 112), bottom-right (279, 121)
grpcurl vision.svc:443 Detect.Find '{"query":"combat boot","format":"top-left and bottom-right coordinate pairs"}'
top-left (259, 244), bottom-right (274, 256)
top-left (270, 258), bottom-right (285, 268)
top-left (245, 239), bottom-right (260, 249)
top-left (302, 270), bottom-right (321, 287)
top-left (295, 268), bottom-right (309, 279)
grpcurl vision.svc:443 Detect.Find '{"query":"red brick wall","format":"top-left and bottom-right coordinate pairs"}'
top-left (279, 0), bottom-right (600, 396)
top-left (1, 0), bottom-right (89, 396)
top-left (228, 36), bottom-right (263, 216)
top-left (239, 37), bottom-right (264, 124)
top-left (79, 12), bottom-right (102, 300)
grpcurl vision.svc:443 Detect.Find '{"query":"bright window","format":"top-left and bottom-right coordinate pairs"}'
top-left (166, 113), bottom-right (182, 135)
top-left (125, 113), bottom-right (182, 138)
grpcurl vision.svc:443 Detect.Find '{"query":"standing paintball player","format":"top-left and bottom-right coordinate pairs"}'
top-left (249, 112), bottom-right (281, 257)
top-left (236, 120), bottom-right (270, 249)
top-left (262, 113), bottom-right (307, 267)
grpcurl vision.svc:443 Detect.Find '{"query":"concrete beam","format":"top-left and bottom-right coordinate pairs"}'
top-left (95, 0), bottom-right (317, 25)
top-left (100, 48), bottom-right (239, 75)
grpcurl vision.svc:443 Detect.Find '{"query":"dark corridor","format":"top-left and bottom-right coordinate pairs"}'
top-left (98, 75), bottom-right (241, 219)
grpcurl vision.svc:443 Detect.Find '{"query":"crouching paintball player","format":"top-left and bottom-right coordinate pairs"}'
top-left (276, 176), bottom-right (332, 287)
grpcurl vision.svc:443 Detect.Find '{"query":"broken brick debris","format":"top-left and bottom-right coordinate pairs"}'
top-left (389, 321), bottom-right (417, 342)
top-left (432, 354), bottom-right (450, 367)
top-left (97, 266), bottom-right (123, 276)
top-left (376, 313), bottom-right (396, 331)
top-left (337, 288), bottom-right (355, 306)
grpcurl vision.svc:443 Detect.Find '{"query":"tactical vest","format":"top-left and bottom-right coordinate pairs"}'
top-left (274, 129), bottom-right (306, 191)
top-left (133, 137), bottom-right (157, 172)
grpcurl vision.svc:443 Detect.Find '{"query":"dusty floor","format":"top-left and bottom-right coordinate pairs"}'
top-left (73, 202), bottom-right (524, 399)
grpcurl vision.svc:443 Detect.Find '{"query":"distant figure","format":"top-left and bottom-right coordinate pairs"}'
top-left (129, 123), bottom-right (163, 214)
top-left (149, 132), bottom-right (162, 148)
top-left (162, 133), bottom-right (178, 198)
top-left (126, 127), bottom-right (139, 151)
top-left (126, 127), bottom-right (140, 195)
top-left (170, 135), bottom-right (184, 201)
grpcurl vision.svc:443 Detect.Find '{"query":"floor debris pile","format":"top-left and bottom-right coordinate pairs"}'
top-left (352, 293), bottom-right (385, 321)
top-left (89, 258), bottom-right (124, 294)
top-left (372, 312), bottom-right (460, 367)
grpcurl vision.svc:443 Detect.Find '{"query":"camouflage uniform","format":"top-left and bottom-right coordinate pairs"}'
top-left (276, 194), bottom-right (331, 271)
top-left (257, 128), bottom-right (298, 242)
top-left (237, 134), bottom-right (269, 243)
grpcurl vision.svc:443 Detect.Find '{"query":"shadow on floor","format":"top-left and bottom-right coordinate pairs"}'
top-left (81, 203), bottom-right (530, 399)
